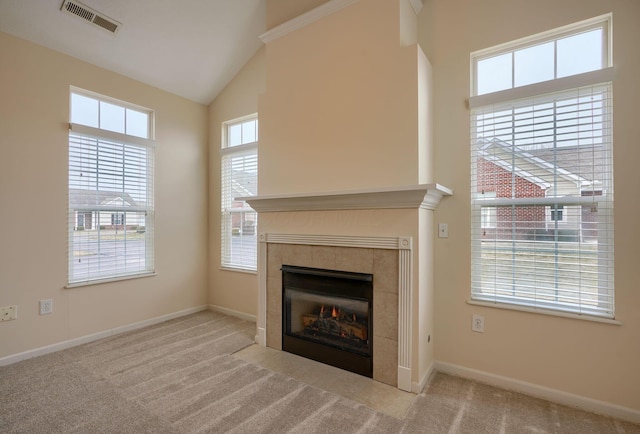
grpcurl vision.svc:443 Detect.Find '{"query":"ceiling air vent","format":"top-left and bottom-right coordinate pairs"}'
top-left (60, 0), bottom-right (121, 35)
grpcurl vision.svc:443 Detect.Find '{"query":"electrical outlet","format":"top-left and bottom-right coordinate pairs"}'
top-left (0, 305), bottom-right (18, 321)
top-left (40, 299), bottom-right (53, 315)
top-left (472, 314), bottom-right (484, 333)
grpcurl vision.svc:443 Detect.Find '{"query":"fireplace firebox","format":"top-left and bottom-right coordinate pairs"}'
top-left (282, 265), bottom-right (373, 377)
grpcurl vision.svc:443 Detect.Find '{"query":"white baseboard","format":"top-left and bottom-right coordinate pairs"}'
top-left (433, 361), bottom-right (640, 425)
top-left (0, 305), bottom-right (209, 367)
top-left (412, 360), bottom-right (434, 394)
top-left (209, 304), bottom-right (257, 323)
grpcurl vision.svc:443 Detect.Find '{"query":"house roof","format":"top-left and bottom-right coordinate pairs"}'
top-left (69, 188), bottom-right (139, 208)
top-left (231, 168), bottom-right (257, 199)
top-left (477, 138), bottom-right (604, 190)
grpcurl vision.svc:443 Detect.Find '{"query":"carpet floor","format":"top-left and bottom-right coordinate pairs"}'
top-left (1, 310), bottom-right (638, 433)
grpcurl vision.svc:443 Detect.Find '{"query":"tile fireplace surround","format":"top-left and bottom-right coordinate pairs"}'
top-left (244, 184), bottom-right (452, 392)
top-left (263, 234), bottom-right (410, 388)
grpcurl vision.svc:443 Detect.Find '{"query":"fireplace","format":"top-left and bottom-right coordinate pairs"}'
top-left (263, 238), bottom-right (407, 388)
top-left (282, 265), bottom-right (373, 377)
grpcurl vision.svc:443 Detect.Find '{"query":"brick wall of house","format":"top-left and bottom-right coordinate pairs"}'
top-left (477, 159), bottom-right (546, 239)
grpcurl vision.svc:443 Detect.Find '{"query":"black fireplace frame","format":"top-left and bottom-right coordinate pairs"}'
top-left (282, 265), bottom-right (373, 377)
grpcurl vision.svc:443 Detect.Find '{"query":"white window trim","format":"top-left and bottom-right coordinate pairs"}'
top-left (68, 88), bottom-right (155, 286)
top-left (469, 16), bottom-right (615, 320)
top-left (66, 272), bottom-right (157, 289)
top-left (220, 114), bottom-right (258, 272)
top-left (469, 67), bottom-right (614, 109)
top-left (70, 85), bottom-right (155, 137)
top-left (69, 123), bottom-right (156, 149)
top-left (470, 13), bottom-right (612, 97)
top-left (220, 141), bottom-right (257, 157)
top-left (467, 299), bottom-right (621, 325)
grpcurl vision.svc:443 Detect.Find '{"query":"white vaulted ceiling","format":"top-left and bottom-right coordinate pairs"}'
top-left (0, 0), bottom-right (266, 104)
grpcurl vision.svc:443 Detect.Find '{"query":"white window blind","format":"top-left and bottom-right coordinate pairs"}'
top-left (470, 16), bottom-right (614, 319)
top-left (221, 116), bottom-right (258, 271)
top-left (68, 89), bottom-right (154, 285)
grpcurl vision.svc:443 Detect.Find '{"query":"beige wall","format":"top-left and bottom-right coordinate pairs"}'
top-left (208, 47), bottom-right (266, 317)
top-left (260, 0), bottom-right (423, 195)
top-left (0, 31), bottom-right (209, 358)
top-left (422, 0), bottom-right (640, 412)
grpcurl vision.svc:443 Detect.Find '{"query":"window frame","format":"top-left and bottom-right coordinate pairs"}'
top-left (220, 114), bottom-right (258, 273)
top-left (469, 15), bottom-right (615, 320)
top-left (549, 205), bottom-right (565, 223)
top-left (470, 14), bottom-right (612, 97)
top-left (67, 87), bottom-right (155, 287)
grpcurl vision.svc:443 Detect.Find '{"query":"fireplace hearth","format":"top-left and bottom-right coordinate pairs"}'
top-left (282, 265), bottom-right (373, 377)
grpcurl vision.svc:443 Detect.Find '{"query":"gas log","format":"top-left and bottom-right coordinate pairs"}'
top-left (302, 305), bottom-right (367, 341)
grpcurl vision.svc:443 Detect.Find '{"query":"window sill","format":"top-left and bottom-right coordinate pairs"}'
top-left (66, 272), bottom-right (156, 289)
top-left (220, 266), bottom-right (257, 275)
top-left (467, 299), bottom-right (622, 326)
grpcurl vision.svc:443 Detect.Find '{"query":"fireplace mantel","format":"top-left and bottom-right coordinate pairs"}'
top-left (238, 183), bottom-right (453, 213)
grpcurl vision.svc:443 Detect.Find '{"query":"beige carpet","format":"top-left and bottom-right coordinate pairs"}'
top-left (1, 311), bottom-right (638, 433)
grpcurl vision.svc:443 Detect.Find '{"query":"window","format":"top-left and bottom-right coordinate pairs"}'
top-left (111, 213), bottom-right (126, 226)
top-left (68, 88), bottom-right (155, 285)
top-left (221, 115), bottom-right (258, 271)
top-left (549, 205), bottom-right (564, 222)
top-left (470, 15), bottom-right (614, 318)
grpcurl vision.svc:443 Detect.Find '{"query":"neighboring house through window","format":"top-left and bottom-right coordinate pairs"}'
top-left (68, 88), bottom-right (155, 285)
top-left (221, 115), bottom-right (258, 271)
top-left (470, 15), bottom-right (614, 318)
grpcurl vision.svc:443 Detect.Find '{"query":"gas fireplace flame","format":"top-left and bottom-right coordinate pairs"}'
top-left (301, 302), bottom-right (368, 342)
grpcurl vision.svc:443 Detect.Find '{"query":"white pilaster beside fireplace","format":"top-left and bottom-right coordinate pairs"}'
top-left (241, 183), bottom-right (452, 392)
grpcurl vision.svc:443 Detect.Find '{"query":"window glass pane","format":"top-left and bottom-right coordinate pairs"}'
top-left (71, 211), bottom-right (149, 281)
top-left (69, 135), bottom-right (153, 283)
top-left (71, 93), bottom-right (98, 127)
top-left (471, 85), bottom-right (613, 317)
top-left (221, 150), bottom-right (258, 270)
top-left (221, 210), bottom-right (257, 270)
top-left (99, 101), bottom-right (125, 134)
top-left (514, 42), bottom-right (554, 87)
top-left (549, 205), bottom-right (564, 221)
top-left (125, 108), bottom-right (149, 139)
top-left (478, 192), bottom-right (497, 228)
top-left (557, 29), bottom-right (603, 78)
top-left (233, 158), bottom-right (257, 196)
top-left (477, 204), bottom-right (600, 286)
top-left (228, 123), bottom-right (242, 147)
top-left (223, 152), bottom-right (258, 205)
top-left (477, 53), bottom-right (512, 95)
top-left (242, 120), bottom-right (257, 144)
